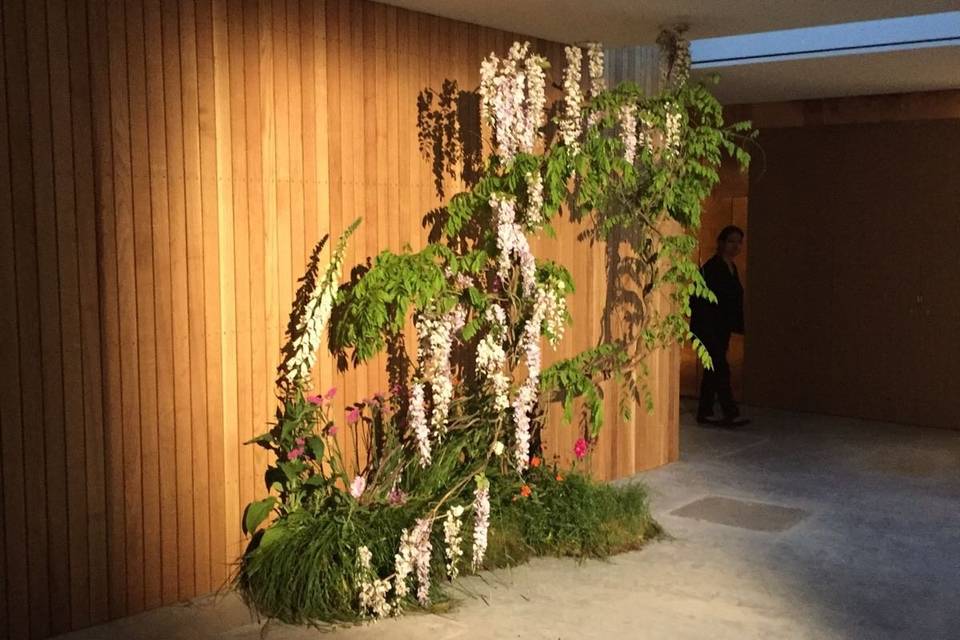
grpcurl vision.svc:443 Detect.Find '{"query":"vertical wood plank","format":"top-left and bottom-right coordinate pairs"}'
top-left (160, 0), bottom-right (197, 600)
top-left (46, 0), bottom-right (91, 627)
top-left (178, 0), bottom-right (213, 596)
top-left (0, 2), bottom-right (32, 634)
top-left (124, 0), bottom-right (163, 611)
top-left (194, 0), bottom-right (228, 586)
top-left (142, 0), bottom-right (180, 606)
top-left (24, 0), bottom-right (71, 630)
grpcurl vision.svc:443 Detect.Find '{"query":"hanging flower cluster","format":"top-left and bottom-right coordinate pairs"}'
top-left (479, 41), bottom-right (548, 164)
top-left (471, 477), bottom-right (490, 570)
top-left (280, 223), bottom-right (357, 387)
top-left (525, 170), bottom-right (544, 226)
top-left (513, 291), bottom-right (547, 471)
top-left (657, 26), bottom-right (692, 89)
top-left (357, 546), bottom-right (392, 618)
top-left (476, 304), bottom-right (510, 412)
top-left (415, 305), bottom-right (467, 439)
top-left (587, 42), bottom-right (605, 98)
top-left (618, 104), bottom-right (639, 164)
top-left (410, 382), bottom-right (431, 466)
top-left (664, 103), bottom-right (682, 154)
top-left (539, 281), bottom-right (567, 346)
top-left (411, 518), bottom-right (434, 606)
top-left (491, 194), bottom-right (536, 295)
top-left (560, 45), bottom-right (584, 154)
top-left (442, 506), bottom-right (465, 579)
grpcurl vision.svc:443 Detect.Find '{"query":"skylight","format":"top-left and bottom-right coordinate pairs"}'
top-left (691, 11), bottom-right (960, 68)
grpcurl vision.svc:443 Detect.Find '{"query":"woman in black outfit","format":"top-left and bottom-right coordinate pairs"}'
top-left (691, 225), bottom-right (748, 427)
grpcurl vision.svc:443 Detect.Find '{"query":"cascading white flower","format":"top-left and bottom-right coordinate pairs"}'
top-left (664, 103), bottom-right (682, 154)
top-left (410, 382), bottom-right (431, 466)
top-left (561, 46), bottom-right (584, 154)
top-left (525, 170), bottom-right (544, 226)
top-left (618, 104), bottom-right (639, 164)
top-left (513, 292), bottom-right (548, 471)
top-left (415, 306), bottom-right (466, 438)
top-left (281, 219), bottom-right (361, 388)
top-left (587, 42), bottom-right (605, 98)
top-left (357, 545), bottom-right (392, 618)
top-left (443, 505), bottom-right (465, 579)
top-left (471, 477), bottom-right (490, 570)
top-left (476, 304), bottom-right (510, 412)
top-left (491, 194), bottom-right (536, 295)
top-left (478, 42), bottom-right (548, 164)
top-left (540, 281), bottom-right (567, 347)
top-left (412, 518), bottom-right (433, 606)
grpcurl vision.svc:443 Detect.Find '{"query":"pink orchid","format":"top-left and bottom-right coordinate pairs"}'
top-left (346, 406), bottom-right (361, 424)
top-left (324, 387), bottom-right (337, 400)
top-left (350, 475), bottom-right (366, 499)
top-left (573, 437), bottom-right (589, 460)
top-left (306, 394), bottom-right (323, 406)
top-left (287, 447), bottom-right (304, 461)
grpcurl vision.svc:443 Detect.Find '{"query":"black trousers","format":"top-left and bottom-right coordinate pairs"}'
top-left (697, 330), bottom-right (739, 420)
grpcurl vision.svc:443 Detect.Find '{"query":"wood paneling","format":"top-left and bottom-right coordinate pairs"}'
top-left (0, 2), bottom-right (678, 637)
top-left (746, 119), bottom-right (960, 429)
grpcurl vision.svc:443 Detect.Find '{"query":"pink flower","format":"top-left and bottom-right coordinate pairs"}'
top-left (324, 387), bottom-right (337, 400)
top-left (346, 406), bottom-right (361, 424)
top-left (287, 447), bottom-right (304, 461)
top-left (295, 437), bottom-right (305, 446)
top-left (350, 475), bottom-right (366, 499)
top-left (388, 487), bottom-right (408, 505)
top-left (306, 394), bottom-right (323, 406)
top-left (326, 424), bottom-right (338, 437)
top-left (573, 437), bottom-right (589, 460)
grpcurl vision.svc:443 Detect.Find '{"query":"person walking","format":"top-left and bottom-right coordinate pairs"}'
top-left (691, 225), bottom-right (749, 427)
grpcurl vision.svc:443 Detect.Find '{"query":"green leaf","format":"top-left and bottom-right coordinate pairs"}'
top-left (242, 496), bottom-right (277, 535)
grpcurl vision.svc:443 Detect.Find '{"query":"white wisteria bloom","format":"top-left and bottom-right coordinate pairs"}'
top-left (664, 103), bottom-right (682, 154)
top-left (539, 282), bottom-right (567, 347)
top-left (281, 220), bottom-right (359, 387)
top-left (472, 480), bottom-right (490, 570)
top-left (491, 194), bottom-right (536, 295)
top-left (513, 296), bottom-right (547, 471)
top-left (586, 42), bottom-right (605, 97)
top-left (478, 42), bottom-right (548, 164)
top-left (410, 382), bottom-right (431, 466)
top-left (357, 545), bottom-right (392, 618)
top-left (476, 304), bottom-right (510, 411)
top-left (416, 306), bottom-right (466, 437)
top-left (412, 518), bottom-right (433, 606)
top-left (561, 45), bottom-right (584, 154)
top-left (525, 170), bottom-right (544, 226)
top-left (443, 505), bottom-right (465, 579)
top-left (618, 104), bottom-right (639, 164)
top-left (492, 441), bottom-right (506, 456)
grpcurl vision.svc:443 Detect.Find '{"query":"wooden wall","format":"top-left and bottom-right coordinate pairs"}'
top-left (722, 91), bottom-right (960, 428)
top-left (0, 1), bottom-right (677, 637)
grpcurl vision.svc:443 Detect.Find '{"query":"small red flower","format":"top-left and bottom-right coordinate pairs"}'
top-left (530, 455), bottom-right (542, 468)
top-left (573, 437), bottom-right (589, 460)
top-left (519, 484), bottom-right (532, 498)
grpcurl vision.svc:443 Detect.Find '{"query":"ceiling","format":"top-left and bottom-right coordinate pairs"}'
top-left (701, 44), bottom-right (960, 104)
top-left (379, 0), bottom-right (960, 46)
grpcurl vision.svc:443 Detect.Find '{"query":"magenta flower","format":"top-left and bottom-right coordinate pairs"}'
top-left (287, 447), bottom-right (304, 461)
top-left (350, 475), bottom-right (366, 499)
top-left (388, 487), bottom-right (408, 505)
top-left (295, 437), bottom-right (305, 446)
top-left (324, 386), bottom-right (337, 400)
top-left (573, 437), bottom-right (589, 460)
top-left (306, 394), bottom-right (323, 406)
top-left (346, 406), bottom-right (361, 424)
top-left (326, 424), bottom-right (338, 437)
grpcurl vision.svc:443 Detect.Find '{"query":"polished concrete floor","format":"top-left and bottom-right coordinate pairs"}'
top-left (58, 406), bottom-right (960, 639)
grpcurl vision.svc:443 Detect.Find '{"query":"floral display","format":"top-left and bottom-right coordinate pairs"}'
top-left (236, 26), bottom-right (751, 629)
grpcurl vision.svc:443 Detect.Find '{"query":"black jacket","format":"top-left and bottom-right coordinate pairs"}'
top-left (690, 254), bottom-right (744, 339)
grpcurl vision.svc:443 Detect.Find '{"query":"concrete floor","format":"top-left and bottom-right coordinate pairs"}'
top-left (58, 406), bottom-right (960, 640)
